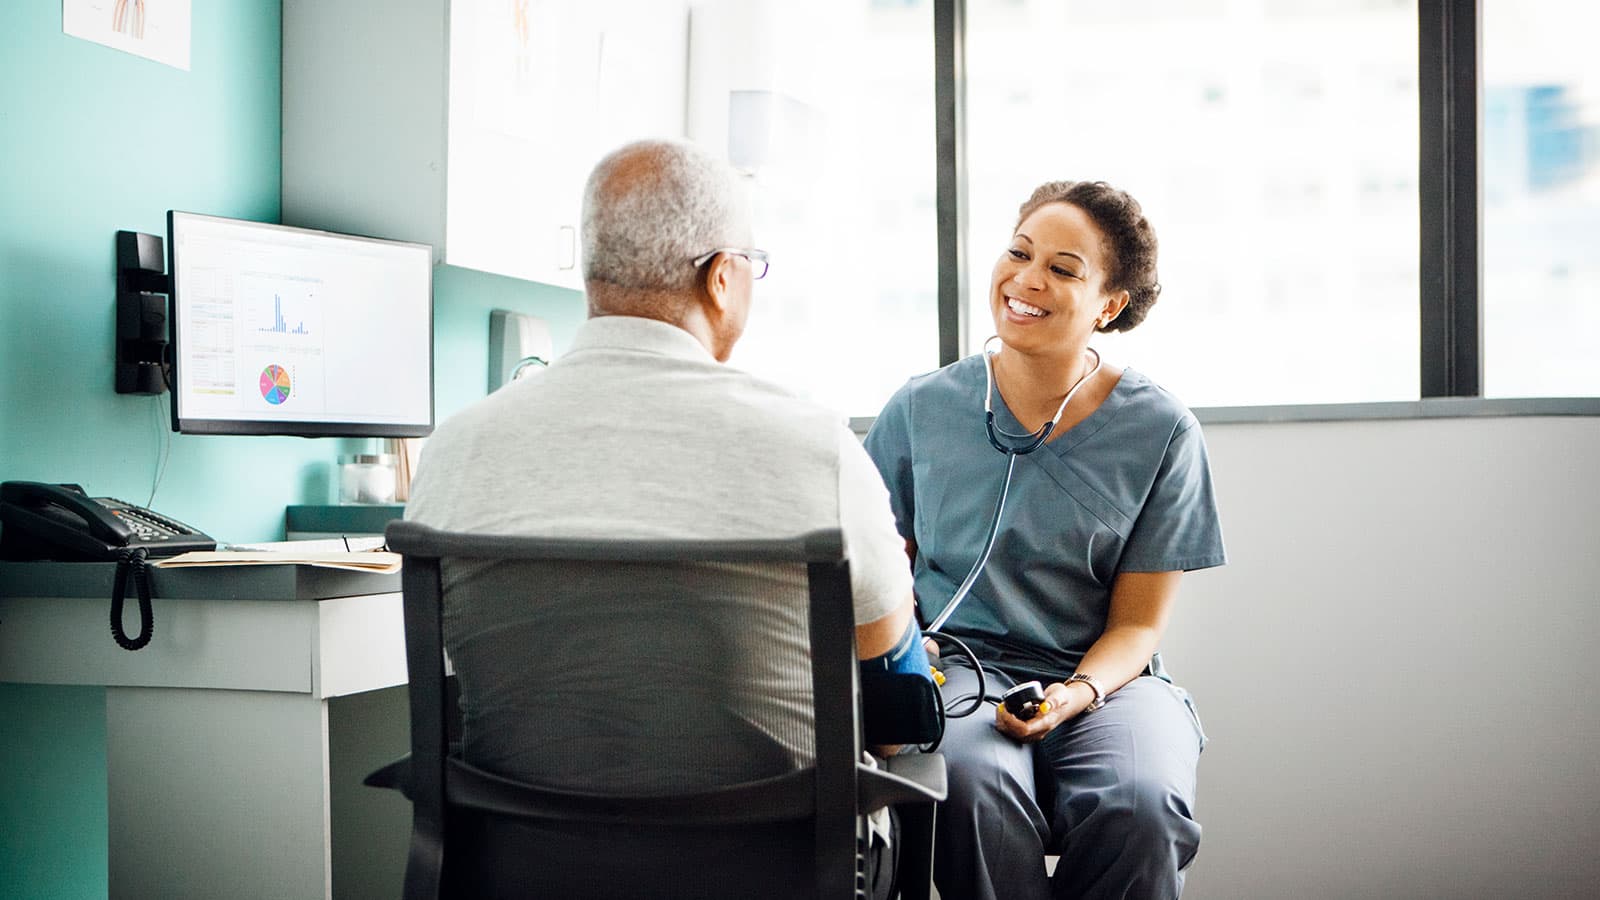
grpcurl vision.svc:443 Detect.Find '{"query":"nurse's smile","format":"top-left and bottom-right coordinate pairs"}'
top-left (1005, 297), bottom-right (1049, 319)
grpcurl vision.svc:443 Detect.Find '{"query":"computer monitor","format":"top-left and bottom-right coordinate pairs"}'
top-left (167, 212), bottom-right (435, 437)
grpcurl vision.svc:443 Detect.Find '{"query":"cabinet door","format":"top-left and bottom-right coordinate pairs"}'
top-left (285, 0), bottom-right (688, 291)
top-left (282, 0), bottom-right (450, 257)
top-left (446, 0), bottom-right (690, 290)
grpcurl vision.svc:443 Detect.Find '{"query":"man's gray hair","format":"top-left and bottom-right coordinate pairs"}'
top-left (581, 139), bottom-right (751, 293)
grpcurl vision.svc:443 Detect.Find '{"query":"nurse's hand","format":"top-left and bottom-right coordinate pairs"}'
top-left (993, 682), bottom-right (1083, 743)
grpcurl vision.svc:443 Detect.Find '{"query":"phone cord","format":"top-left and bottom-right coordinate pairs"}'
top-left (111, 547), bottom-right (154, 651)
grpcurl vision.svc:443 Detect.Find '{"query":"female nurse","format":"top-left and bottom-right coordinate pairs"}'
top-left (864, 180), bottom-right (1225, 900)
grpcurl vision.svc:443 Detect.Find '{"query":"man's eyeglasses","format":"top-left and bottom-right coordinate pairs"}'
top-left (691, 248), bottom-right (770, 280)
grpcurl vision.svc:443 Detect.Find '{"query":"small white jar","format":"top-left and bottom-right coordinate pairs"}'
top-left (338, 453), bottom-right (398, 504)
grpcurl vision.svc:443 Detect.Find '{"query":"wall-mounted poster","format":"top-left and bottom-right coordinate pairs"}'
top-left (63, 0), bottom-right (191, 71)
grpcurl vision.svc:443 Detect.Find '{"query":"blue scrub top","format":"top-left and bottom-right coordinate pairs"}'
top-left (865, 355), bottom-right (1226, 681)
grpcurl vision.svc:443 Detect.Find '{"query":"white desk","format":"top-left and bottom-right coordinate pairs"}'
top-left (0, 561), bottom-right (413, 899)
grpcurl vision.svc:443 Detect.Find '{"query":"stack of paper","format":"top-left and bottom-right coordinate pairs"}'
top-left (152, 550), bottom-right (401, 574)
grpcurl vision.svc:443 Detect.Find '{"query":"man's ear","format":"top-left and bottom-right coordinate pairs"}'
top-left (701, 252), bottom-right (735, 314)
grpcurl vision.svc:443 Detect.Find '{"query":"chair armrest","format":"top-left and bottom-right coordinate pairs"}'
top-left (364, 754), bottom-right (413, 798)
top-left (858, 752), bottom-right (947, 814)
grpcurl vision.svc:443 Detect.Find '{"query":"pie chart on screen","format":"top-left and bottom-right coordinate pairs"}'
top-left (260, 364), bottom-right (292, 405)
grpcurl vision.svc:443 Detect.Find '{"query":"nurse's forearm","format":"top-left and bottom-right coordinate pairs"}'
top-left (1011, 623), bottom-right (1165, 737)
top-left (1073, 569), bottom-right (1183, 699)
top-left (1073, 625), bottom-right (1164, 697)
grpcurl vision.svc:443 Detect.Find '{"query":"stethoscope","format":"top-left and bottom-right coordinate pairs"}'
top-left (913, 340), bottom-right (1103, 740)
top-left (924, 339), bottom-right (1102, 634)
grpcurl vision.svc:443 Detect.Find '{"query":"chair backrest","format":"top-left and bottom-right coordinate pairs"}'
top-left (386, 520), bottom-right (867, 899)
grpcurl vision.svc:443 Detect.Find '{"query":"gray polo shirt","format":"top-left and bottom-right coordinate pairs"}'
top-left (407, 315), bottom-right (910, 791)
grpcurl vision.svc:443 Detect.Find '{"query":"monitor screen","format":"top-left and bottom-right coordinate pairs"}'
top-left (167, 212), bottom-right (434, 437)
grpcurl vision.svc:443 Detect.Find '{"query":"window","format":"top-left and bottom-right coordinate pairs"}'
top-left (694, 0), bottom-right (940, 417)
top-left (1482, 1), bottom-right (1600, 398)
top-left (448, 0), bottom-right (937, 419)
top-left (963, 0), bottom-right (1420, 408)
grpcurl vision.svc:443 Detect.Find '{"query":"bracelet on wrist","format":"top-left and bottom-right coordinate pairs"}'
top-left (1064, 672), bottom-right (1106, 712)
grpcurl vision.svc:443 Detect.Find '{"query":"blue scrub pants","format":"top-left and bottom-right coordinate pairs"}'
top-left (931, 664), bottom-right (1206, 900)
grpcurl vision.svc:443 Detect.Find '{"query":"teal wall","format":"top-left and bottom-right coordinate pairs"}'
top-left (0, 5), bottom-right (585, 542)
top-left (0, 0), bottom-right (297, 541)
top-left (0, 686), bottom-right (107, 900)
top-left (0, 2), bottom-right (584, 896)
top-left (2, 3), bottom-right (284, 896)
top-left (432, 264), bottom-right (585, 423)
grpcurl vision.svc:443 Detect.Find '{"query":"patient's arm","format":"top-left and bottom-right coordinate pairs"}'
top-left (856, 590), bottom-right (916, 660)
top-left (901, 538), bottom-right (938, 657)
top-left (857, 594), bottom-right (932, 758)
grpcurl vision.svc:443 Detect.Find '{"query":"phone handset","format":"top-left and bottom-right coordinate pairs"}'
top-left (0, 481), bottom-right (216, 651)
top-left (0, 481), bottom-right (135, 558)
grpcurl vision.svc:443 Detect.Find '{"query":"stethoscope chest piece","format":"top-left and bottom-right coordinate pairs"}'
top-left (986, 410), bottom-right (1053, 456)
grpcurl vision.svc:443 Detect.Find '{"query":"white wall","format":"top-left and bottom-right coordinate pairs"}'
top-left (1165, 415), bottom-right (1600, 898)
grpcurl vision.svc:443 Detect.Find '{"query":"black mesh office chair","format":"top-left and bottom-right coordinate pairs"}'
top-left (368, 521), bottom-right (945, 900)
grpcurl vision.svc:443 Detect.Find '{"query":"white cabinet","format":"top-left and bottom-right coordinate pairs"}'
top-left (282, 0), bottom-right (689, 291)
top-left (0, 561), bottom-right (410, 899)
top-left (281, 0), bottom-right (450, 265)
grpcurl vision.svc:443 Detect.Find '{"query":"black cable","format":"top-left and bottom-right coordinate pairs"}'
top-left (925, 630), bottom-right (988, 718)
top-left (110, 547), bottom-right (154, 651)
top-left (914, 630), bottom-right (994, 753)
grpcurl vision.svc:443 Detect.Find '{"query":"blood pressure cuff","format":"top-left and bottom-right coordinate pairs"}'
top-left (859, 616), bottom-right (942, 745)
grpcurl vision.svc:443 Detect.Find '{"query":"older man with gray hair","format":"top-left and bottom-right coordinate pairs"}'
top-left (405, 139), bottom-right (923, 895)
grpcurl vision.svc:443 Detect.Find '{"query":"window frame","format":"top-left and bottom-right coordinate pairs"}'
top-left (1419, 0), bottom-right (1482, 399)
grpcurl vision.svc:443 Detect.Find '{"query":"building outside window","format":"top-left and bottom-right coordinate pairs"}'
top-left (1482, 0), bottom-right (1600, 399)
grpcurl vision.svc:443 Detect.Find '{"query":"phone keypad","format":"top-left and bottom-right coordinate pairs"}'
top-left (103, 500), bottom-right (184, 542)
